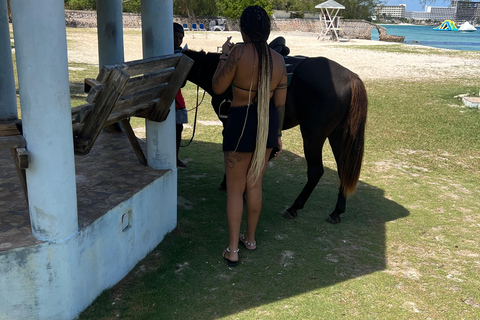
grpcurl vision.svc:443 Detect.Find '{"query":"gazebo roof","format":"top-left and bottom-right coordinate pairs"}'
top-left (315, 0), bottom-right (345, 9)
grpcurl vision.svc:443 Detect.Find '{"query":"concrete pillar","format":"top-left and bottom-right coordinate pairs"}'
top-left (96, 0), bottom-right (124, 69)
top-left (10, 0), bottom-right (78, 241)
top-left (141, 0), bottom-right (176, 170)
top-left (0, 0), bottom-right (17, 120)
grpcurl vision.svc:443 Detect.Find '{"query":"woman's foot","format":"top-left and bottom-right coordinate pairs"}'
top-left (223, 247), bottom-right (239, 266)
top-left (239, 234), bottom-right (256, 251)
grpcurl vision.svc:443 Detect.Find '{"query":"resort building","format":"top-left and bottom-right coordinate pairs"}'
top-left (373, 4), bottom-right (406, 19)
top-left (404, 1), bottom-right (480, 23)
top-left (454, 1), bottom-right (480, 23)
top-left (427, 6), bottom-right (456, 21)
top-left (405, 6), bottom-right (456, 21)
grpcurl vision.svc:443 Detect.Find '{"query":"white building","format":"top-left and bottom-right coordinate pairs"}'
top-left (374, 4), bottom-right (407, 18)
top-left (406, 6), bottom-right (456, 21)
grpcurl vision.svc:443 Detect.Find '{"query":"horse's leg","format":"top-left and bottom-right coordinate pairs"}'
top-left (283, 134), bottom-right (326, 219)
top-left (325, 127), bottom-right (346, 224)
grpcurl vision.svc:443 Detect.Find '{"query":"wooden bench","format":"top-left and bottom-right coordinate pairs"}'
top-left (1, 52), bottom-right (193, 202)
top-left (0, 120), bottom-right (28, 201)
top-left (73, 52), bottom-right (193, 164)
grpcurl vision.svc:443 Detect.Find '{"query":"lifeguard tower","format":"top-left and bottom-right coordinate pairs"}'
top-left (316, 0), bottom-right (345, 41)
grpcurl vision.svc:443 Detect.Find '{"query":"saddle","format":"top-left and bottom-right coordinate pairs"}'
top-left (269, 37), bottom-right (306, 85)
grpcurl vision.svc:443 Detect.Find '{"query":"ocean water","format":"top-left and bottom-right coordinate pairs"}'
top-left (370, 24), bottom-right (480, 51)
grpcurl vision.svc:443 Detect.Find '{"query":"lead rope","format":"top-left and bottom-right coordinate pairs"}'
top-left (181, 85), bottom-right (205, 147)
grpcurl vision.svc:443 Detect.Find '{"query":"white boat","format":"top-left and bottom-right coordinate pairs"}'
top-left (458, 21), bottom-right (477, 32)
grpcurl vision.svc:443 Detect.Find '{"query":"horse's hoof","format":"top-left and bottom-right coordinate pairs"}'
top-left (282, 209), bottom-right (297, 219)
top-left (325, 215), bottom-right (341, 224)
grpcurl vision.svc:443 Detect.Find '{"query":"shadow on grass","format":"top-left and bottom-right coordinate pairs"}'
top-left (80, 139), bottom-right (410, 319)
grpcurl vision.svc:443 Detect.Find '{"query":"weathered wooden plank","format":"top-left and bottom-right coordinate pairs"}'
top-left (0, 121), bottom-right (22, 137)
top-left (84, 78), bottom-right (102, 93)
top-left (15, 147), bottom-right (29, 169)
top-left (118, 54), bottom-right (181, 77)
top-left (0, 135), bottom-right (26, 149)
top-left (71, 103), bottom-right (95, 124)
top-left (121, 119), bottom-right (147, 166)
top-left (86, 69), bottom-right (173, 104)
top-left (74, 67), bottom-right (130, 155)
top-left (105, 101), bottom-right (157, 126)
top-left (122, 69), bottom-right (173, 96)
top-left (149, 54), bottom-right (194, 122)
top-left (95, 65), bottom-right (116, 83)
top-left (11, 148), bottom-right (28, 204)
top-left (86, 84), bottom-right (104, 103)
top-left (96, 54), bottom-right (181, 81)
top-left (112, 84), bottom-right (167, 114)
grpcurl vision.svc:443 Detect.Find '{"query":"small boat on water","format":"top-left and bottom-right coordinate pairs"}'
top-left (458, 21), bottom-right (477, 32)
top-left (434, 20), bottom-right (458, 31)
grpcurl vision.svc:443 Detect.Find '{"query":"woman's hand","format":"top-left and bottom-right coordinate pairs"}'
top-left (274, 137), bottom-right (283, 158)
top-left (222, 36), bottom-right (234, 55)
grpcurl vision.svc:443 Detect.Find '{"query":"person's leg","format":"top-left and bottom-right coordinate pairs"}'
top-left (223, 151), bottom-right (252, 263)
top-left (243, 148), bottom-right (273, 249)
top-left (176, 123), bottom-right (187, 167)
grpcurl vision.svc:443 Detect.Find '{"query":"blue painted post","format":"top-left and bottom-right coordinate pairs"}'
top-left (141, 0), bottom-right (176, 170)
top-left (10, 0), bottom-right (78, 241)
top-left (0, 0), bottom-right (17, 120)
top-left (96, 0), bottom-right (124, 69)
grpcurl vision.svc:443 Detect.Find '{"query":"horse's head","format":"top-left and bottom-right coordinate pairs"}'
top-left (182, 49), bottom-right (232, 123)
top-left (183, 50), bottom-right (216, 94)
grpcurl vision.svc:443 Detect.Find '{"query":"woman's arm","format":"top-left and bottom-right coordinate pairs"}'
top-left (273, 62), bottom-right (288, 153)
top-left (212, 38), bottom-right (238, 95)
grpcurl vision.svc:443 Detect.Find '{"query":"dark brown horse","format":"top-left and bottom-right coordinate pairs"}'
top-left (183, 47), bottom-right (367, 224)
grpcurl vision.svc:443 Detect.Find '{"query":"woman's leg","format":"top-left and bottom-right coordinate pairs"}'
top-left (224, 151), bottom-right (253, 262)
top-left (244, 148), bottom-right (273, 247)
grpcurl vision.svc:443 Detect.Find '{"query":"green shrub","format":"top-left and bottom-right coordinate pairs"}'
top-left (65, 0), bottom-right (96, 10)
top-left (123, 0), bottom-right (141, 13)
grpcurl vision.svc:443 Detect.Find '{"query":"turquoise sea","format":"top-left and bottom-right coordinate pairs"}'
top-left (371, 24), bottom-right (480, 51)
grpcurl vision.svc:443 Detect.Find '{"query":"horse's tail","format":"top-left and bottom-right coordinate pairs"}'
top-left (340, 74), bottom-right (368, 197)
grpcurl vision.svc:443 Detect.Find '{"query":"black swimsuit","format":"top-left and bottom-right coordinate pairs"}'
top-left (222, 100), bottom-right (279, 152)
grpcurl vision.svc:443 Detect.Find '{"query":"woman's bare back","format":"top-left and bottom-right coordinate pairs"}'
top-left (229, 43), bottom-right (286, 107)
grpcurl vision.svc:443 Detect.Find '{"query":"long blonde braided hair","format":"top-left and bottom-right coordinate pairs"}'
top-left (240, 6), bottom-right (273, 182)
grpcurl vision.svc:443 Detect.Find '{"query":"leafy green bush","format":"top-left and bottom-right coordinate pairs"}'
top-left (65, 0), bottom-right (96, 10)
top-left (65, 0), bottom-right (141, 12)
top-left (123, 0), bottom-right (141, 13)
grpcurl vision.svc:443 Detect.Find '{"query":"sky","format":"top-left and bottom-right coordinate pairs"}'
top-left (384, 0), bottom-right (450, 11)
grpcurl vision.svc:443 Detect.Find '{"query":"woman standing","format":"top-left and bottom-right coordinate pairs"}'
top-left (212, 6), bottom-right (287, 266)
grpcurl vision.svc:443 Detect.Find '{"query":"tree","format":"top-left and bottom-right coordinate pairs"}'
top-left (65, 0), bottom-right (96, 10)
top-left (122, 0), bottom-right (141, 13)
top-left (341, 0), bottom-right (380, 20)
top-left (271, 0), bottom-right (317, 12)
top-left (173, 0), bottom-right (217, 17)
top-left (216, 0), bottom-right (273, 19)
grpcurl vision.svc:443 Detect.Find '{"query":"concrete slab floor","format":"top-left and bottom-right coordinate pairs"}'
top-left (0, 131), bottom-right (167, 252)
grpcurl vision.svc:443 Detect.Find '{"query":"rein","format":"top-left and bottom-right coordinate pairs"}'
top-left (181, 55), bottom-right (206, 148)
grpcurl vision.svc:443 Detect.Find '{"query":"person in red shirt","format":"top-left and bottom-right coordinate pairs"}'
top-left (174, 22), bottom-right (188, 168)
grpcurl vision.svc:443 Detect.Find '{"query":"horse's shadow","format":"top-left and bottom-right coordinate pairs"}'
top-left (168, 139), bottom-right (410, 318)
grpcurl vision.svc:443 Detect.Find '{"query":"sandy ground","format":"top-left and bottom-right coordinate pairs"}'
top-left (67, 29), bottom-right (480, 81)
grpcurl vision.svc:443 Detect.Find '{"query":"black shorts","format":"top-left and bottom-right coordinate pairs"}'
top-left (223, 101), bottom-right (279, 152)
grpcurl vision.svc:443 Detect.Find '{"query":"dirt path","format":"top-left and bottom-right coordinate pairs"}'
top-left (67, 28), bottom-right (480, 82)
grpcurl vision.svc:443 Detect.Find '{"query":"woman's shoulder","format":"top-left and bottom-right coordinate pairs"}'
top-left (270, 49), bottom-right (285, 62)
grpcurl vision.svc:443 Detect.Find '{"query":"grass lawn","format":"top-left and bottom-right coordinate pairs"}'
top-left (44, 43), bottom-right (480, 319)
